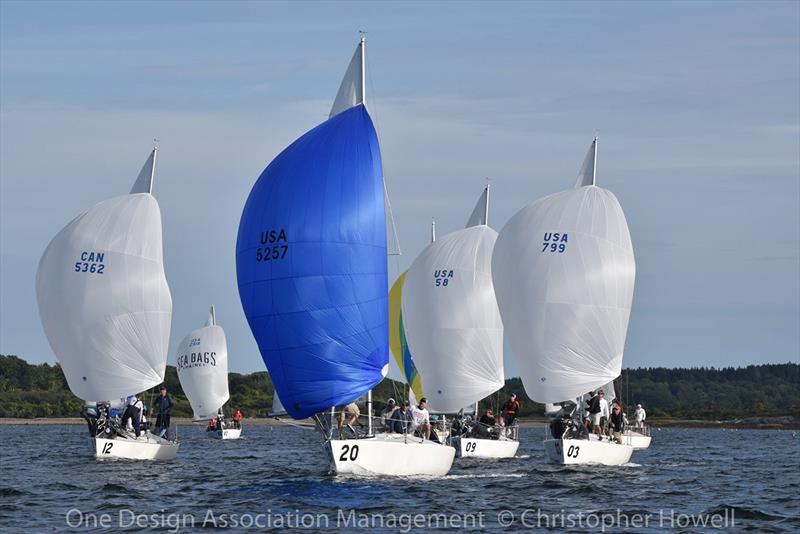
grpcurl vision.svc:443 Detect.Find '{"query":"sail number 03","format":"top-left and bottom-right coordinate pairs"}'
top-left (338, 444), bottom-right (359, 462)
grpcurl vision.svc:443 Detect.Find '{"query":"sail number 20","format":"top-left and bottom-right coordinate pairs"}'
top-left (338, 444), bottom-right (359, 462)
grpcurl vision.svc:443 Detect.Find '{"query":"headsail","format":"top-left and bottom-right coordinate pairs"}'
top-left (330, 37), bottom-right (365, 118)
top-left (402, 190), bottom-right (504, 413)
top-left (492, 138), bottom-right (635, 403)
top-left (36, 150), bottom-right (172, 401)
top-left (176, 306), bottom-right (230, 420)
top-left (575, 137), bottom-right (597, 188)
top-left (269, 391), bottom-right (287, 417)
top-left (388, 271), bottom-right (424, 402)
top-left (130, 147), bottom-right (157, 194)
top-left (236, 103), bottom-right (388, 419)
top-left (465, 183), bottom-right (490, 227)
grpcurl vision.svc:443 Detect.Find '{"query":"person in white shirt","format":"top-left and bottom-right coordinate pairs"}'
top-left (635, 403), bottom-right (646, 429)
top-left (410, 397), bottom-right (431, 439)
top-left (594, 390), bottom-right (610, 438)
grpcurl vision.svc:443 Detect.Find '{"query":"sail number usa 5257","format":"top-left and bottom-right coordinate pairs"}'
top-left (256, 229), bottom-right (288, 262)
top-left (74, 251), bottom-right (105, 274)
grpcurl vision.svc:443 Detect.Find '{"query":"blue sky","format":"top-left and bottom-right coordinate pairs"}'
top-left (1, 1), bottom-right (798, 375)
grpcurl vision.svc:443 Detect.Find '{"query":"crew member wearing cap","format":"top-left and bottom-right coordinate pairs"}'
top-left (151, 385), bottom-right (173, 436)
top-left (380, 398), bottom-right (397, 431)
top-left (634, 403), bottom-right (646, 429)
top-left (501, 393), bottom-right (521, 440)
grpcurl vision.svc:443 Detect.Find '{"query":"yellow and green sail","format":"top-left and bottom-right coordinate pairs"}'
top-left (389, 271), bottom-right (424, 400)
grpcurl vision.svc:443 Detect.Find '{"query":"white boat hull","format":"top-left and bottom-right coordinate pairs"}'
top-left (93, 435), bottom-right (179, 461)
top-left (544, 437), bottom-right (633, 466)
top-left (452, 437), bottom-right (519, 458)
top-left (624, 430), bottom-right (652, 449)
top-left (207, 427), bottom-right (242, 440)
top-left (327, 433), bottom-right (455, 476)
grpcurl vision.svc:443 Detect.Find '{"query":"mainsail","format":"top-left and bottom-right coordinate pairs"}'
top-left (36, 148), bottom-right (173, 401)
top-left (401, 187), bottom-right (504, 413)
top-left (492, 138), bottom-right (635, 403)
top-left (389, 271), bottom-right (424, 401)
top-left (236, 39), bottom-right (388, 420)
top-left (176, 306), bottom-right (230, 420)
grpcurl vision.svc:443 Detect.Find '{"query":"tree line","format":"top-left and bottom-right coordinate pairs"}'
top-left (1, 354), bottom-right (797, 420)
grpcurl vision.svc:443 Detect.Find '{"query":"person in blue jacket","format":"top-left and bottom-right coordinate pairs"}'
top-left (151, 385), bottom-right (173, 436)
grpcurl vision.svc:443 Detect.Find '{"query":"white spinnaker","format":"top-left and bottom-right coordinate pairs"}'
top-left (36, 192), bottom-right (172, 402)
top-left (402, 226), bottom-right (504, 413)
top-left (329, 38), bottom-right (364, 118)
top-left (176, 308), bottom-right (230, 420)
top-left (491, 184), bottom-right (635, 404)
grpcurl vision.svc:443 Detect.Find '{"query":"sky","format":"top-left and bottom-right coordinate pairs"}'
top-left (1, 1), bottom-right (798, 376)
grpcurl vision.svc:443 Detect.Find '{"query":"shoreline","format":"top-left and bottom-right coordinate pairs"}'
top-left (1, 416), bottom-right (797, 430)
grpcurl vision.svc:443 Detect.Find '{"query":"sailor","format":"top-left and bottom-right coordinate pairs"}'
top-left (233, 409), bottom-right (243, 429)
top-left (586, 391), bottom-right (600, 432)
top-left (635, 403), bottom-right (647, 429)
top-left (392, 400), bottom-right (414, 434)
top-left (596, 390), bottom-right (610, 438)
top-left (609, 403), bottom-right (626, 443)
top-left (337, 402), bottom-right (361, 439)
top-left (410, 398), bottom-right (431, 439)
top-left (380, 398), bottom-right (397, 430)
top-left (501, 393), bottom-right (521, 440)
top-left (151, 385), bottom-right (173, 436)
top-left (121, 394), bottom-right (143, 438)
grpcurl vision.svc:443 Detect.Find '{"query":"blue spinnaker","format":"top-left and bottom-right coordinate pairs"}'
top-left (236, 104), bottom-right (389, 420)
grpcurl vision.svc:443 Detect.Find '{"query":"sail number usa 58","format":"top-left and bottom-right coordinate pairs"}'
top-left (256, 229), bottom-right (288, 262)
top-left (542, 232), bottom-right (568, 253)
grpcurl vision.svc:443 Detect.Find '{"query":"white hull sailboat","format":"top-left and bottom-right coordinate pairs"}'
top-left (327, 434), bottom-right (455, 476)
top-left (624, 429), bottom-right (652, 449)
top-left (236, 37), bottom-right (454, 477)
top-left (492, 137), bottom-right (637, 467)
top-left (544, 436), bottom-right (633, 466)
top-left (402, 185), bottom-right (516, 461)
top-left (94, 434), bottom-right (179, 461)
top-left (176, 306), bottom-right (241, 440)
top-left (452, 436), bottom-right (519, 459)
top-left (36, 147), bottom-right (178, 461)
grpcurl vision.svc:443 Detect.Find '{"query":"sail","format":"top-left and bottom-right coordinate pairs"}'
top-left (575, 137), bottom-right (597, 188)
top-left (236, 104), bottom-right (388, 420)
top-left (176, 307), bottom-right (230, 420)
top-left (491, 166), bottom-right (635, 404)
top-left (388, 271), bottom-right (424, 401)
top-left (35, 152), bottom-right (172, 402)
top-left (330, 39), bottom-right (364, 118)
top-left (270, 392), bottom-right (287, 417)
top-left (130, 147), bottom-right (157, 194)
top-left (465, 184), bottom-right (490, 227)
top-left (402, 225), bottom-right (504, 413)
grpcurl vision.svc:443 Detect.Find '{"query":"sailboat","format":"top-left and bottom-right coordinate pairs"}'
top-left (236, 37), bottom-right (455, 476)
top-left (402, 185), bottom-right (517, 458)
top-left (36, 147), bottom-right (178, 460)
top-left (176, 306), bottom-right (240, 439)
top-left (492, 137), bottom-right (636, 466)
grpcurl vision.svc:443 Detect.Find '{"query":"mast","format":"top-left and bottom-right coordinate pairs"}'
top-left (149, 145), bottom-right (158, 195)
top-left (591, 136), bottom-right (598, 186)
top-left (430, 218), bottom-right (437, 243)
top-left (360, 34), bottom-right (366, 106)
top-left (484, 182), bottom-right (490, 226)
top-left (367, 389), bottom-right (373, 436)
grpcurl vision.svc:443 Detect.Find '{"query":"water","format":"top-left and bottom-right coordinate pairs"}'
top-left (1, 425), bottom-right (798, 532)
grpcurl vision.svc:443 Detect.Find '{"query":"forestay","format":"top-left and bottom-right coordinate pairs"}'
top-left (402, 220), bottom-right (504, 413)
top-left (36, 149), bottom-right (172, 402)
top-left (176, 306), bottom-right (230, 420)
top-left (491, 139), bottom-right (635, 404)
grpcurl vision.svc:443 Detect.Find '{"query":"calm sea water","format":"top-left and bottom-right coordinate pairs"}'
top-left (1, 425), bottom-right (798, 533)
